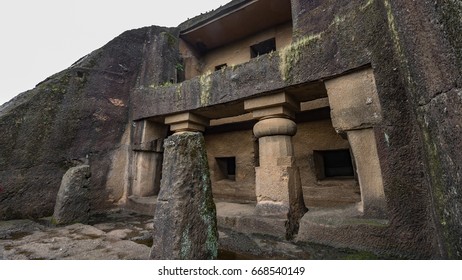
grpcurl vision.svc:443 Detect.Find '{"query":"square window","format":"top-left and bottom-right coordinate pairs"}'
top-left (250, 38), bottom-right (276, 58)
top-left (313, 149), bottom-right (355, 180)
top-left (216, 157), bottom-right (236, 181)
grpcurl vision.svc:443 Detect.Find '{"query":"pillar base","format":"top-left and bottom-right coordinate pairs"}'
top-left (255, 165), bottom-right (307, 239)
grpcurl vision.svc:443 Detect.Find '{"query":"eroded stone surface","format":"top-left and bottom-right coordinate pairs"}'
top-left (0, 209), bottom-right (153, 260)
top-left (150, 132), bottom-right (218, 260)
top-left (0, 26), bottom-right (180, 220)
top-left (52, 165), bottom-right (91, 225)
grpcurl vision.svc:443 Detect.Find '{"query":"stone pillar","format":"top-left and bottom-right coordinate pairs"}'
top-left (347, 129), bottom-right (386, 216)
top-left (150, 112), bottom-right (218, 260)
top-left (245, 92), bottom-right (307, 238)
top-left (325, 68), bottom-right (387, 218)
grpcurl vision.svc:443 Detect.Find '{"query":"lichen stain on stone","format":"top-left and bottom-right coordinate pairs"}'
top-left (360, 0), bottom-right (375, 11)
top-left (196, 134), bottom-right (218, 259)
top-left (279, 34), bottom-right (322, 82)
top-left (383, 0), bottom-right (412, 87)
top-left (175, 83), bottom-right (183, 98)
top-left (200, 173), bottom-right (218, 259)
top-left (180, 227), bottom-right (192, 259)
top-left (149, 81), bottom-right (174, 89)
top-left (383, 0), bottom-right (461, 258)
top-left (278, 0), bottom-right (376, 83)
top-left (200, 71), bottom-right (212, 106)
top-left (160, 31), bottom-right (178, 48)
top-left (420, 123), bottom-right (457, 257)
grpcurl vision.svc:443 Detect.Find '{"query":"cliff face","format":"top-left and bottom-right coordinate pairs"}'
top-left (0, 26), bottom-right (179, 220)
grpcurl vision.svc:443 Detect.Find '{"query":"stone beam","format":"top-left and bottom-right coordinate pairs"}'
top-left (244, 92), bottom-right (300, 120)
top-left (165, 112), bottom-right (209, 133)
top-left (325, 68), bottom-right (382, 133)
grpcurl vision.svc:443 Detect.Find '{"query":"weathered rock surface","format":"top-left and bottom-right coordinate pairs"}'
top-left (0, 209), bottom-right (153, 260)
top-left (0, 207), bottom-right (385, 260)
top-left (0, 25), bottom-right (180, 220)
top-left (150, 132), bottom-right (218, 260)
top-left (52, 165), bottom-right (91, 224)
top-left (0, 219), bottom-right (44, 239)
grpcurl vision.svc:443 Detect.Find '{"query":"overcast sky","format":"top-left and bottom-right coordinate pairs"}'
top-left (0, 0), bottom-right (230, 106)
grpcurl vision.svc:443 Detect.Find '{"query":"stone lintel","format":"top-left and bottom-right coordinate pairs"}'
top-left (325, 68), bottom-right (382, 133)
top-left (252, 106), bottom-right (296, 120)
top-left (165, 112), bottom-right (209, 133)
top-left (244, 92), bottom-right (300, 119)
top-left (132, 139), bottom-right (164, 152)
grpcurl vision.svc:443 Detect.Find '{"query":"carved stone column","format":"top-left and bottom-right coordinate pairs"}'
top-left (325, 68), bottom-right (387, 218)
top-left (245, 92), bottom-right (307, 238)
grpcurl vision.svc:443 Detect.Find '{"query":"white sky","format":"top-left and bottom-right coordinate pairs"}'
top-left (0, 0), bottom-right (230, 106)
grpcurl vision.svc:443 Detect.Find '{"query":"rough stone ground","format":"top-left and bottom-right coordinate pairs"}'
top-left (0, 209), bottom-right (152, 260)
top-left (0, 208), bottom-right (383, 260)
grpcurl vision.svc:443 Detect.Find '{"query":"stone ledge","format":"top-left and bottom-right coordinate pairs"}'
top-left (125, 196), bottom-right (157, 216)
top-left (293, 205), bottom-right (416, 257)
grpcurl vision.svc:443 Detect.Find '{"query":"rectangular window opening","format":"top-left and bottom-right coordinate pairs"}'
top-left (250, 38), bottom-right (276, 58)
top-left (314, 149), bottom-right (355, 180)
top-left (216, 157), bottom-right (236, 181)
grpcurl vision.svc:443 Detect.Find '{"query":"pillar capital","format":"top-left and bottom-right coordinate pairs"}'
top-left (164, 112), bottom-right (209, 133)
top-left (244, 92), bottom-right (300, 120)
top-left (253, 117), bottom-right (297, 138)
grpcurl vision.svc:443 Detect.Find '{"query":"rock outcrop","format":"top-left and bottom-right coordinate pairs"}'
top-left (0, 26), bottom-right (180, 220)
top-left (150, 132), bottom-right (218, 260)
top-left (52, 165), bottom-right (91, 225)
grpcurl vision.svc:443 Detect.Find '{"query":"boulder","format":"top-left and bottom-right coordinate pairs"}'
top-left (150, 132), bottom-right (218, 260)
top-left (52, 165), bottom-right (91, 225)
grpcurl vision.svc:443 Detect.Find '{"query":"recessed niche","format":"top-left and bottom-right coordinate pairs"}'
top-left (216, 157), bottom-right (236, 181)
top-left (313, 149), bottom-right (355, 180)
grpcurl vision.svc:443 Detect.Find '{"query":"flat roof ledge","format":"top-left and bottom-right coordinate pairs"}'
top-left (180, 0), bottom-right (292, 53)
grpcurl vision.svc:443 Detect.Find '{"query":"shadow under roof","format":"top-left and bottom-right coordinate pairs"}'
top-left (180, 0), bottom-right (292, 53)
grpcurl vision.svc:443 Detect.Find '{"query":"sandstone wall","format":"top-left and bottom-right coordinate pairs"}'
top-left (205, 129), bottom-right (256, 202)
top-left (204, 116), bottom-right (358, 207)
